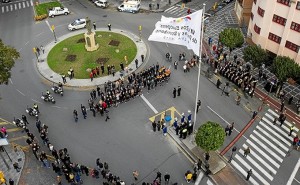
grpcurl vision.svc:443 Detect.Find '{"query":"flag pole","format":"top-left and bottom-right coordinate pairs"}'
top-left (191, 3), bottom-right (206, 142)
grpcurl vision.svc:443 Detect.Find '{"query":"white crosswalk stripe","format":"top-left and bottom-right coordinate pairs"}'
top-left (0, 0), bottom-right (33, 14)
top-left (231, 109), bottom-right (298, 185)
top-left (164, 5), bottom-right (191, 17)
top-left (206, 179), bottom-right (214, 185)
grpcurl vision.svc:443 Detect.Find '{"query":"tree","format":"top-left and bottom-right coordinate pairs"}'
top-left (272, 56), bottom-right (300, 95)
top-left (0, 39), bottom-right (20, 84)
top-left (195, 121), bottom-right (225, 152)
top-left (243, 45), bottom-right (269, 68)
top-left (219, 28), bottom-right (244, 52)
top-left (272, 56), bottom-right (300, 83)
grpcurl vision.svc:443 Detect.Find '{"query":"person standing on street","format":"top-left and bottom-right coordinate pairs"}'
top-left (244, 147), bottom-right (250, 157)
top-left (93, 22), bottom-right (96, 30)
top-left (246, 169), bottom-right (252, 181)
top-left (73, 110), bottom-right (78, 122)
top-left (174, 61), bottom-right (178, 70)
top-left (236, 95), bottom-right (241, 105)
top-left (225, 125), bottom-right (230, 136)
top-left (141, 54), bottom-right (144, 62)
top-left (177, 86), bottom-right (181, 96)
top-left (135, 59), bottom-right (139, 68)
top-left (252, 111), bottom-right (257, 119)
top-left (62, 74), bottom-right (67, 84)
top-left (105, 110), bottom-right (110, 121)
top-left (229, 122), bottom-right (234, 136)
top-left (81, 105), bottom-right (87, 119)
top-left (9, 178), bottom-right (14, 185)
top-left (164, 172), bottom-right (170, 185)
top-left (196, 100), bottom-right (201, 113)
top-left (152, 121), bottom-right (156, 132)
top-left (40, 45), bottom-right (45, 54)
top-left (133, 170), bottom-right (139, 181)
top-left (289, 126), bottom-right (295, 136)
top-left (107, 23), bottom-right (111, 31)
top-left (173, 88), bottom-right (176, 98)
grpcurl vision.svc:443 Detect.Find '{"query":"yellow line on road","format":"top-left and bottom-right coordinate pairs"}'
top-left (8, 135), bottom-right (28, 142)
top-left (0, 122), bottom-right (8, 125)
top-left (7, 128), bottom-right (22, 132)
top-left (167, 134), bottom-right (194, 164)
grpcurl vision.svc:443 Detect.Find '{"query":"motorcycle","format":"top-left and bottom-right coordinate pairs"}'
top-left (41, 93), bottom-right (56, 104)
top-left (12, 117), bottom-right (25, 128)
top-left (51, 85), bottom-right (64, 96)
top-left (26, 106), bottom-right (39, 118)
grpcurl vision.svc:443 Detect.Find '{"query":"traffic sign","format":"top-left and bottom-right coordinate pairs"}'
top-left (51, 25), bottom-right (55, 31)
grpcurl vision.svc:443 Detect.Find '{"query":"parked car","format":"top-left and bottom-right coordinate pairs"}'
top-left (95, 0), bottom-right (108, 8)
top-left (68, 19), bottom-right (86, 31)
top-left (48, 7), bottom-right (70, 18)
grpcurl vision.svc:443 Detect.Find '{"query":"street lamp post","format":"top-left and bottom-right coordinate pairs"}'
top-left (32, 47), bottom-right (40, 63)
top-left (228, 146), bottom-right (237, 163)
top-left (51, 25), bottom-right (57, 43)
top-left (138, 25), bottom-right (142, 41)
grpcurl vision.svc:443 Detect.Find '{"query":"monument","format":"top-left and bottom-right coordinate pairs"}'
top-left (84, 17), bottom-right (99, 51)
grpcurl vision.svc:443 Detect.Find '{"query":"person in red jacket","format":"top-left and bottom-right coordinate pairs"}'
top-left (90, 72), bottom-right (93, 81)
top-left (102, 101), bottom-right (107, 111)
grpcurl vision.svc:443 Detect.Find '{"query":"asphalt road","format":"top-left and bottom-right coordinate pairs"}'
top-left (0, 0), bottom-right (299, 184)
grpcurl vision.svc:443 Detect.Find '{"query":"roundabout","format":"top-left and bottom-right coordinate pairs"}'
top-left (37, 28), bottom-right (147, 87)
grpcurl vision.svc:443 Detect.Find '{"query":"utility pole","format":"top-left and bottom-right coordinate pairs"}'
top-left (138, 25), bottom-right (142, 41)
top-left (51, 25), bottom-right (57, 43)
top-left (32, 47), bottom-right (40, 63)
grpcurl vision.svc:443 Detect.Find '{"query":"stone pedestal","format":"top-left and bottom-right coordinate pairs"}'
top-left (84, 32), bottom-right (99, 51)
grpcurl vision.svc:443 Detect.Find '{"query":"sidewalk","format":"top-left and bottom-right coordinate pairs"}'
top-left (36, 28), bottom-right (147, 87)
top-left (0, 140), bottom-right (25, 185)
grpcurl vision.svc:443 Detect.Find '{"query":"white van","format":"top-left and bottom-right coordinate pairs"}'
top-left (95, 0), bottom-right (108, 8)
top-left (117, 0), bottom-right (140, 13)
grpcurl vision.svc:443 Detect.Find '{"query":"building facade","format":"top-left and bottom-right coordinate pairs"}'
top-left (237, 0), bottom-right (300, 64)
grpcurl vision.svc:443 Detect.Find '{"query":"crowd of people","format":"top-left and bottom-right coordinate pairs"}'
top-left (73, 64), bottom-right (171, 121)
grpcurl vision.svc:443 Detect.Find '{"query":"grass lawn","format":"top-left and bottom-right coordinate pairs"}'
top-left (35, 1), bottom-right (62, 16)
top-left (47, 31), bottom-right (137, 79)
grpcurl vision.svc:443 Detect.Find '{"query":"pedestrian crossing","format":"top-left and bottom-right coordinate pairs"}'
top-left (0, 118), bottom-right (28, 150)
top-left (0, 0), bottom-right (33, 14)
top-left (231, 109), bottom-right (299, 185)
top-left (164, 5), bottom-right (195, 17)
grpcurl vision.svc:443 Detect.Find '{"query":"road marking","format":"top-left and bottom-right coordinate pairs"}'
top-left (250, 134), bottom-right (283, 162)
top-left (286, 158), bottom-right (300, 185)
top-left (268, 109), bottom-right (299, 132)
top-left (231, 160), bottom-right (259, 185)
top-left (15, 4), bottom-right (17, 10)
top-left (25, 41), bottom-right (29, 45)
top-left (22, 2), bottom-right (25, 8)
top-left (26, 1), bottom-right (29, 7)
top-left (259, 120), bottom-right (291, 146)
top-left (195, 171), bottom-right (204, 185)
top-left (1, 6), bottom-right (4, 13)
top-left (16, 89), bottom-right (25, 96)
top-left (51, 105), bottom-right (61, 108)
top-left (246, 139), bottom-right (280, 168)
top-left (238, 149), bottom-right (274, 181)
top-left (30, 0), bottom-right (33, 6)
top-left (207, 105), bottom-right (247, 139)
top-left (165, 6), bottom-right (176, 12)
top-left (45, 20), bottom-right (53, 32)
top-left (9, 79), bottom-right (13, 84)
top-left (31, 99), bottom-right (41, 104)
top-left (0, 122), bottom-right (8, 125)
top-left (10, 4), bottom-right (13, 11)
top-left (140, 94), bottom-right (158, 113)
top-left (235, 155), bottom-right (270, 185)
top-left (207, 179), bottom-right (214, 185)
top-left (242, 144), bottom-right (277, 175)
top-left (6, 6), bottom-right (9, 12)
top-left (263, 116), bottom-right (295, 139)
top-left (9, 135), bottom-right (28, 142)
top-left (7, 128), bottom-right (22, 132)
top-left (18, 3), bottom-right (21, 9)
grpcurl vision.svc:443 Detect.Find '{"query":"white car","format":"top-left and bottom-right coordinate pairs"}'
top-left (68, 19), bottom-right (87, 31)
top-left (48, 7), bottom-right (70, 18)
top-left (95, 0), bottom-right (108, 8)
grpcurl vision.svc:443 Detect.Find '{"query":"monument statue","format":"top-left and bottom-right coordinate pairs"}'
top-left (86, 17), bottom-right (92, 35)
top-left (84, 17), bottom-right (99, 51)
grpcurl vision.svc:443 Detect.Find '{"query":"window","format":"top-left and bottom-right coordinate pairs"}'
top-left (254, 0), bottom-right (257, 4)
top-left (272, 14), bottom-right (287, 26)
top-left (285, 41), bottom-right (299, 52)
top-left (254, 24), bottom-right (261, 34)
top-left (268, 33), bottom-right (281, 44)
top-left (257, 6), bottom-right (265, 17)
top-left (291, 22), bottom-right (300, 32)
top-left (296, 2), bottom-right (300, 10)
top-left (277, 0), bottom-right (291, 6)
top-left (251, 12), bottom-right (254, 20)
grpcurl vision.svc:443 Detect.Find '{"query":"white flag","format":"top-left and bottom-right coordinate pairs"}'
top-left (148, 9), bottom-right (203, 56)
